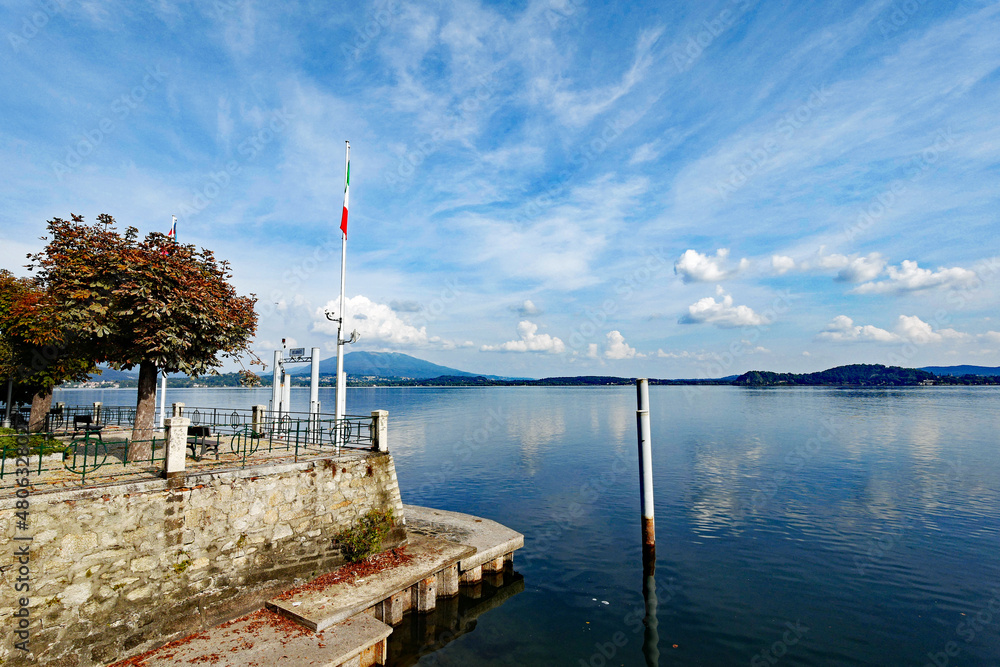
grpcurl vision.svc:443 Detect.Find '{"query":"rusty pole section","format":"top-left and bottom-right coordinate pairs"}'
top-left (636, 378), bottom-right (655, 565)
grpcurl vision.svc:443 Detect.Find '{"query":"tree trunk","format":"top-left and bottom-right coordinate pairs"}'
top-left (29, 388), bottom-right (53, 432)
top-left (128, 360), bottom-right (158, 461)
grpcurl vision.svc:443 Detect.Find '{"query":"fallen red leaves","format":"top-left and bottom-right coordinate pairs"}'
top-left (275, 546), bottom-right (412, 601)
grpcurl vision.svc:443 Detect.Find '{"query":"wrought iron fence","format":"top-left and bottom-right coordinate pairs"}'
top-left (1, 404), bottom-right (379, 491)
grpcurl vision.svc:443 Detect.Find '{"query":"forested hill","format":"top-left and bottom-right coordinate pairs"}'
top-left (734, 364), bottom-right (961, 386)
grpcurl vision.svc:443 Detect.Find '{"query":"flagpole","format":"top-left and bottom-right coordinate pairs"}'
top-left (159, 214), bottom-right (177, 431)
top-left (335, 141), bottom-right (350, 449)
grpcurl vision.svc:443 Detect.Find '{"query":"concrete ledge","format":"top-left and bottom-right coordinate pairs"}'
top-left (114, 610), bottom-right (392, 667)
top-left (403, 505), bottom-right (523, 573)
top-left (266, 535), bottom-right (474, 632)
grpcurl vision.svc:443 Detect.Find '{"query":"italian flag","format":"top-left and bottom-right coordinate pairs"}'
top-left (340, 154), bottom-right (350, 237)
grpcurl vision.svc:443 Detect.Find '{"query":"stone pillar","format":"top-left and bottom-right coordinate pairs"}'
top-left (252, 405), bottom-right (266, 433)
top-left (172, 402), bottom-right (185, 417)
top-left (163, 416), bottom-right (190, 479)
top-left (93, 401), bottom-right (102, 424)
top-left (371, 410), bottom-right (388, 451)
top-left (56, 402), bottom-right (66, 411)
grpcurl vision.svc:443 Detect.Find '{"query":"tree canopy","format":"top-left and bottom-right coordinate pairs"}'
top-left (1, 269), bottom-right (96, 428)
top-left (28, 214), bottom-right (259, 453)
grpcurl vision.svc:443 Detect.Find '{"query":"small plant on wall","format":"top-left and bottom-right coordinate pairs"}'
top-left (335, 509), bottom-right (394, 562)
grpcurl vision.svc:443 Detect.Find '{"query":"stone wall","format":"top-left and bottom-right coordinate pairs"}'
top-left (0, 451), bottom-right (405, 666)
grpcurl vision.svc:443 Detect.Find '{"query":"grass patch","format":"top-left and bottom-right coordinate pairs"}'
top-left (0, 428), bottom-right (68, 457)
top-left (335, 509), bottom-right (395, 563)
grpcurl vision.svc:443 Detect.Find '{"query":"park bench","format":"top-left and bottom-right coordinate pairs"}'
top-left (71, 415), bottom-right (104, 441)
top-left (187, 425), bottom-right (221, 460)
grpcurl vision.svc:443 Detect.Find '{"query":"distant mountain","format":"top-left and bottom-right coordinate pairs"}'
top-left (922, 365), bottom-right (1000, 377)
top-left (88, 366), bottom-right (138, 382)
top-left (287, 351), bottom-right (493, 380)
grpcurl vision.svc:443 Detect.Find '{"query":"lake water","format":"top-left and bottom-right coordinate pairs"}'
top-left (54, 385), bottom-right (1000, 666)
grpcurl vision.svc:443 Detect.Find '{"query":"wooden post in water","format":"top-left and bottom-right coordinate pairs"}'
top-left (636, 378), bottom-right (655, 565)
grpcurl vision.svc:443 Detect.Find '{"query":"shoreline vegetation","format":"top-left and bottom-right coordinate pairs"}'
top-left (62, 364), bottom-right (1000, 389)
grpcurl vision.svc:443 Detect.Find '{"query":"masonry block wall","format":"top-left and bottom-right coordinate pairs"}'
top-left (0, 451), bottom-right (405, 666)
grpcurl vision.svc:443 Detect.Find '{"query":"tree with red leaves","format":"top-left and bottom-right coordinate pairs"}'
top-left (1, 269), bottom-right (95, 430)
top-left (29, 214), bottom-right (260, 459)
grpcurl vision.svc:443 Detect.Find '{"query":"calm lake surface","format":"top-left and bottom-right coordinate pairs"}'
top-left (54, 385), bottom-right (1000, 666)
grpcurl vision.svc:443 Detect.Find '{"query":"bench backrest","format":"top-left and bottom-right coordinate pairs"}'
top-left (73, 415), bottom-right (93, 426)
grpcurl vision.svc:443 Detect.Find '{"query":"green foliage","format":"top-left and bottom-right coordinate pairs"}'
top-left (0, 428), bottom-right (67, 457)
top-left (335, 509), bottom-right (395, 563)
top-left (732, 364), bottom-right (939, 386)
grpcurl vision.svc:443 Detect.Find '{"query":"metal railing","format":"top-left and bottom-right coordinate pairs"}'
top-left (1, 404), bottom-right (380, 491)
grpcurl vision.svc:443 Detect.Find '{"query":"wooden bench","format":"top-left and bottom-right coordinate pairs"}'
top-left (187, 425), bottom-right (220, 460)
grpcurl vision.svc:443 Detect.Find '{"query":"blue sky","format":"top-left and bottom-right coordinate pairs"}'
top-left (1, 0), bottom-right (998, 378)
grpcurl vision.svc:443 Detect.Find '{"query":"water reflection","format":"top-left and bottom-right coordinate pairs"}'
top-left (642, 558), bottom-right (659, 666)
top-left (386, 570), bottom-right (525, 666)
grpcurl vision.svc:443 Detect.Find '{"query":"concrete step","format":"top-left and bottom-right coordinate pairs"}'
top-left (113, 609), bottom-right (392, 667)
top-left (402, 505), bottom-right (524, 583)
top-left (267, 534), bottom-right (474, 631)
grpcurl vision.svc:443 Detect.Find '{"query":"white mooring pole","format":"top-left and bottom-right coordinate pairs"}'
top-left (636, 378), bottom-right (655, 564)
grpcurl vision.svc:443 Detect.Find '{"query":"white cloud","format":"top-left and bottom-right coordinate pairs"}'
top-left (851, 261), bottom-right (980, 294)
top-left (604, 330), bottom-right (640, 359)
top-left (816, 315), bottom-right (900, 343)
top-left (895, 315), bottom-right (968, 344)
top-left (481, 320), bottom-right (565, 354)
top-left (817, 314), bottom-right (970, 344)
top-left (980, 331), bottom-right (1000, 344)
top-left (586, 343), bottom-right (599, 359)
top-left (771, 255), bottom-right (796, 274)
top-left (798, 250), bottom-right (886, 282)
top-left (679, 287), bottom-right (769, 328)
top-left (312, 295), bottom-right (447, 348)
top-left (510, 299), bottom-right (542, 317)
top-left (674, 249), bottom-right (749, 283)
top-left (835, 253), bottom-right (886, 283)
